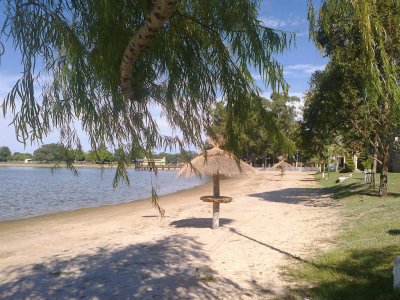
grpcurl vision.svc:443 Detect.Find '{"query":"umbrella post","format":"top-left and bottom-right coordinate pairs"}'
top-left (212, 202), bottom-right (220, 229)
top-left (213, 173), bottom-right (220, 197)
top-left (212, 173), bottom-right (220, 229)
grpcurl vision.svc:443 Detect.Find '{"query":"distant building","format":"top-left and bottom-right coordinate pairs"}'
top-left (24, 159), bottom-right (32, 164)
top-left (134, 157), bottom-right (166, 168)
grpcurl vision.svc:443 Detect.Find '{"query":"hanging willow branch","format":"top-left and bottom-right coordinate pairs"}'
top-left (1, 0), bottom-right (292, 213)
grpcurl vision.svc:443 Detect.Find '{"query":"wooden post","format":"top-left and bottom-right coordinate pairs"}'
top-left (212, 173), bottom-right (220, 229)
top-left (213, 173), bottom-right (220, 197)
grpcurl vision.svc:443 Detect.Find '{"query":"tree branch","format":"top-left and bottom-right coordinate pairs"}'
top-left (120, 0), bottom-right (176, 100)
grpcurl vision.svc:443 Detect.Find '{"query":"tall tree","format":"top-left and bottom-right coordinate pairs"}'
top-left (308, 0), bottom-right (400, 196)
top-left (301, 62), bottom-right (368, 160)
top-left (33, 143), bottom-right (67, 162)
top-left (85, 147), bottom-right (114, 164)
top-left (267, 92), bottom-right (300, 147)
top-left (207, 94), bottom-right (295, 165)
top-left (0, 146), bottom-right (11, 162)
top-left (10, 152), bottom-right (33, 161)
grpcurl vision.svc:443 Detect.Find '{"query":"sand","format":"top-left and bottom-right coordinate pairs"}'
top-left (0, 171), bottom-right (338, 299)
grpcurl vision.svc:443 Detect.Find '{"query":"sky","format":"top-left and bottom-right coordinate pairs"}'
top-left (0, 0), bottom-right (327, 154)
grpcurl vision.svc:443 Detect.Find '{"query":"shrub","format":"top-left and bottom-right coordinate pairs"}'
top-left (340, 157), bottom-right (355, 173)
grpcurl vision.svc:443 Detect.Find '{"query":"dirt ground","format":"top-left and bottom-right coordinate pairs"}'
top-left (0, 171), bottom-right (337, 299)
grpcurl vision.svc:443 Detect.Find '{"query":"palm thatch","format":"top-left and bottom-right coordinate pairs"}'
top-left (178, 146), bottom-right (256, 177)
top-left (271, 160), bottom-right (292, 169)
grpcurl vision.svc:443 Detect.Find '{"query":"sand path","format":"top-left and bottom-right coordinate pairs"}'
top-left (0, 171), bottom-right (337, 299)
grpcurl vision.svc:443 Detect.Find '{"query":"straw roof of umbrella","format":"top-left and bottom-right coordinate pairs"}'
top-left (271, 160), bottom-right (292, 170)
top-left (178, 146), bottom-right (256, 177)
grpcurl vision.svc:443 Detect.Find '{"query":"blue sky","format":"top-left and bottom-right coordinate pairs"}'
top-left (0, 0), bottom-right (327, 153)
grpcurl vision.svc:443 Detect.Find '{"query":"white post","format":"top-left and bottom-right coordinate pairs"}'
top-left (353, 155), bottom-right (358, 171)
top-left (212, 202), bottom-right (220, 229)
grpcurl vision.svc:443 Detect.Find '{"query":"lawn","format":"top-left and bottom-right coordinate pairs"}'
top-left (284, 171), bottom-right (400, 300)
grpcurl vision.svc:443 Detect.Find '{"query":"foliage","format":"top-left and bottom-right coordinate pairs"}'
top-left (359, 156), bottom-right (372, 171)
top-left (308, 0), bottom-right (400, 196)
top-left (285, 172), bottom-right (400, 299)
top-left (267, 92), bottom-right (300, 141)
top-left (9, 152), bottom-right (33, 161)
top-left (0, 146), bottom-right (11, 161)
top-left (266, 92), bottom-right (300, 157)
top-left (85, 148), bottom-right (114, 164)
top-left (0, 0), bottom-right (291, 171)
top-left (207, 93), bottom-right (296, 165)
top-left (33, 143), bottom-right (66, 162)
top-left (340, 157), bottom-right (355, 173)
top-left (67, 148), bottom-right (86, 161)
top-left (301, 63), bottom-right (367, 158)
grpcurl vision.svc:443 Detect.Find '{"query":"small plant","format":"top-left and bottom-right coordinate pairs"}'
top-left (359, 156), bottom-right (372, 170)
top-left (198, 274), bottom-right (215, 282)
top-left (195, 267), bottom-right (216, 282)
top-left (340, 156), bottom-right (355, 173)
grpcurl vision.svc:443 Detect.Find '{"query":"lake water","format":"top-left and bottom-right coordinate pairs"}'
top-left (0, 167), bottom-right (208, 221)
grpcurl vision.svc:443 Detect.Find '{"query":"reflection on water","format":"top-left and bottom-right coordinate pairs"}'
top-left (0, 167), bottom-right (207, 221)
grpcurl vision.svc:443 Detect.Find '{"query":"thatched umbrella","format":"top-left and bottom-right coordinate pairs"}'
top-left (178, 146), bottom-right (256, 229)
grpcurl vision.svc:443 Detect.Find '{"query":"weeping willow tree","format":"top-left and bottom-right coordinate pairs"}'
top-left (309, 0), bottom-right (400, 196)
top-left (0, 0), bottom-right (291, 212)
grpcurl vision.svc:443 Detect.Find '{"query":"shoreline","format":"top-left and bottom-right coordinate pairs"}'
top-left (0, 162), bottom-right (169, 169)
top-left (0, 174), bottom-right (213, 224)
top-left (0, 171), bottom-right (337, 299)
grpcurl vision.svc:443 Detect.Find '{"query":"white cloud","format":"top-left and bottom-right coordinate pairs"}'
top-left (260, 17), bottom-right (287, 28)
top-left (289, 92), bottom-right (305, 99)
top-left (284, 64), bottom-right (326, 77)
top-left (260, 16), bottom-right (307, 30)
top-left (295, 31), bottom-right (308, 38)
top-left (288, 17), bottom-right (307, 27)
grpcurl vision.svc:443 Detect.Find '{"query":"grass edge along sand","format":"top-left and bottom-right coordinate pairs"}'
top-left (279, 172), bottom-right (400, 300)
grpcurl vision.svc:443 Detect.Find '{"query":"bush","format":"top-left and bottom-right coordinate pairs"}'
top-left (360, 157), bottom-right (372, 171)
top-left (0, 146), bottom-right (11, 162)
top-left (340, 157), bottom-right (355, 173)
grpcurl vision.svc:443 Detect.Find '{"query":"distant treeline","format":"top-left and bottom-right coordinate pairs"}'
top-left (0, 144), bottom-right (196, 164)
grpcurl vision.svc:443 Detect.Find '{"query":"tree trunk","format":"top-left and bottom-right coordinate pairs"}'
top-left (378, 93), bottom-right (391, 197)
top-left (120, 0), bottom-right (176, 99)
top-left (213, 173), bottom-right (220, 197)
top-left (372, 152), bottom-right (378, 173)
top-left (212, 173), bottom-right (220, 229)
top-left (372, 137), bottom-right (378, 173)
top-left (378, 142), bottom-right (390, 197)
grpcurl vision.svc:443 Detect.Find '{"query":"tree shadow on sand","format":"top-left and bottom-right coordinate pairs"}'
top-left (249, 188), bottom-right (338, 207)
top-left (170, 218), bottom-right (234, 228)
top-left (0, 235), bottom-right (250, 299)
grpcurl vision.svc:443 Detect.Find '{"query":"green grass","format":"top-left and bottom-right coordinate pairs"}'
top-left (284, 172), bottom-right (400, 300)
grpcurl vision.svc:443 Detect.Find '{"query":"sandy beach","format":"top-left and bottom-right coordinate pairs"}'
top-left (0, 171), bottom-right (337, 299)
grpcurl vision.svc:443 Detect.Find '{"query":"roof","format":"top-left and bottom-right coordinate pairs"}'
top-left (178, 146), bottom-right (256, 177)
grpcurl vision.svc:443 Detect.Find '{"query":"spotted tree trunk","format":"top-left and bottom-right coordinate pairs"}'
top-left (120, 0), bottom-right (176, 99)
top-left (378, 141), bottom-right (390, 197)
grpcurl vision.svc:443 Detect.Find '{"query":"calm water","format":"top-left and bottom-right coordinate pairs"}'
top-left (0, 167), bottom-right (208, 221)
